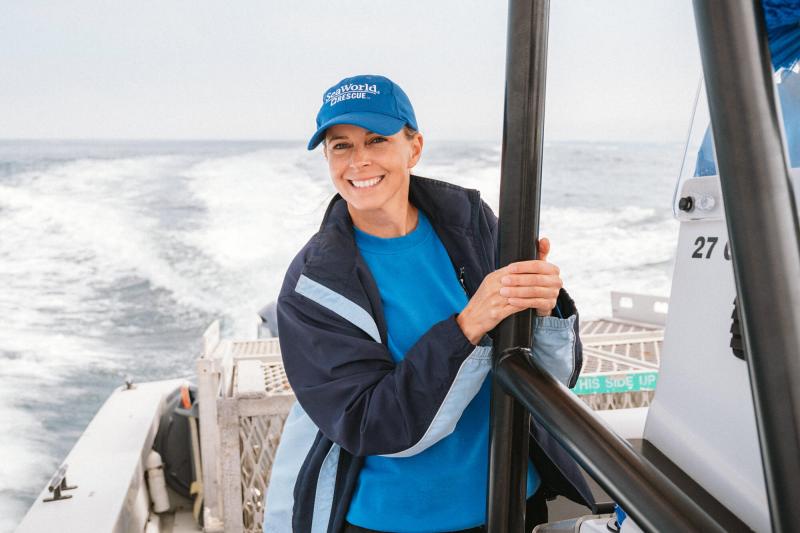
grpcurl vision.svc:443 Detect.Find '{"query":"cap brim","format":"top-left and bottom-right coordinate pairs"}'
top-left (307, 112), bottom-right (406, 150)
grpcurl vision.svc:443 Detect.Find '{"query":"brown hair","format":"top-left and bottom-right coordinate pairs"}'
top-left (322, 125), bottom-right (419, 148)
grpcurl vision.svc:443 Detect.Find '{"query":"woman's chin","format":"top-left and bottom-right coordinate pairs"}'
top-left (345, 197), bottom-right (386, 214)
top-left (339, 188), bottom-right (390, 212)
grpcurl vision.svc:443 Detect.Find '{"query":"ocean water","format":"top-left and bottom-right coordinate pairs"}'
top-left (0, 139), bottom-right (681, 531)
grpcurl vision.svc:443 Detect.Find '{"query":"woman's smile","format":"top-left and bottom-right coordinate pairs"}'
top-left (348, 175), bottom-right (385, 189)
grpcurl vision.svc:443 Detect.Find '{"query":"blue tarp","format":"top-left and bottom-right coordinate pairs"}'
top-left (763, 0), bottom-right (800, 69)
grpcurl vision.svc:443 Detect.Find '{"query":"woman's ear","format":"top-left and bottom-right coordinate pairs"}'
top-left (408, 133), bottom-right (424, 168)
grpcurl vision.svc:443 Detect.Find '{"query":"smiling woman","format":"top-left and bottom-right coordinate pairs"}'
top-left (261, 74), bottom-right (591, 533)
top-left (323, 124), bottom-right (422, 237)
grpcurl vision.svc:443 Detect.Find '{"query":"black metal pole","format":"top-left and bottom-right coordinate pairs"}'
top-left (692, 1), bottom-right (800, 530)
top-left (495, 354), bottom-right (745, 532)
top-left (487, 0), bottom-right (550, 531)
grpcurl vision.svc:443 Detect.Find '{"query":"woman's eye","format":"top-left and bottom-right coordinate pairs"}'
top-left (332, 143), bottom-right (350, 150)
top-left (368, 136), bottom-right (387, 144)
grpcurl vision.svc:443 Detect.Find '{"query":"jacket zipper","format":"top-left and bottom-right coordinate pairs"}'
top-left (457, 266), bottom-right (468, 296)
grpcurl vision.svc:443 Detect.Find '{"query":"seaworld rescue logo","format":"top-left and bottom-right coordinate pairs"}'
top-left (325, 83), bottom-right (380, 106)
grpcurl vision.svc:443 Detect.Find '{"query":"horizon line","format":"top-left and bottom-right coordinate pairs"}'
top-left (0, 137), bottom-right (685, 145)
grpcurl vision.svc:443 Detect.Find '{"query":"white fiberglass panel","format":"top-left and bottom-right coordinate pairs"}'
top-left (644, 216), bottom-right (768, 532)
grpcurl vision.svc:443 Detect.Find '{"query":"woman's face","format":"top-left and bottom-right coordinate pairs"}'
top-left (324, 123), bottom-right (423, 215)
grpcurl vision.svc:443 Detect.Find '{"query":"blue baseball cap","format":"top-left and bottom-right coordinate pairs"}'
top-left (307, 74), bottom-right (418, 150)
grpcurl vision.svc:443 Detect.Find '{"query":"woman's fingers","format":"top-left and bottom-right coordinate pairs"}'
top-left (507, 259), bottom-right (560, 275)
top-left (503, 287), bottom-right (558, 310)
top-left (500, 257), bottom-right (562, 313)
top-left (538, 237), bottom-right (550, 262)
top-left (500, 273), bottom-right (562, 288)
top-left (458, 253), bottom-right (563, 344)
top-left (506, 297), bottom-right (556, 310)
top-left (499, 285), bottom-right (559, 299)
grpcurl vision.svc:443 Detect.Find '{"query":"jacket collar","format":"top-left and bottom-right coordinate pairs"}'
top-left (303, 175), bottom-right (482, 287)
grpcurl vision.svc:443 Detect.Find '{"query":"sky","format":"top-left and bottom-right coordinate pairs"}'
top-left (0, 0), bottom-right (701, 142)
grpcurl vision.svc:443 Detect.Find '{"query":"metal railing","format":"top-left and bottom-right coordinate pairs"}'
top-left (486, 0), bottom-right (798, 531)
top-left (493, 351), bottom-right (745, 532)
top-left (693, 1), bottom-right (800, 529)
top-left (486, 0), bottom-right (549, 529)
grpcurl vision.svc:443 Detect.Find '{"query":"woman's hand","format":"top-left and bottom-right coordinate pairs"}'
top-left (456, 237), bottom-right (563, 345)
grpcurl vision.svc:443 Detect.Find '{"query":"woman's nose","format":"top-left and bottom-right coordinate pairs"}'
top-left (348, 145), bottom-right (370, 168)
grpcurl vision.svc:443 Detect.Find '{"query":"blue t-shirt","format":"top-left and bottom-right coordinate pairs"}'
top-left (347, 211), bottom-right (539, 532)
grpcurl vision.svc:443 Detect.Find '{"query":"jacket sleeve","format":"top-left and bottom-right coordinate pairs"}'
top-left (278, 280), bottom-right (492, 458)
top-left (531, 289), bottom-right (583, 388)
top-left (479, 200), bottom-right (583, 388)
